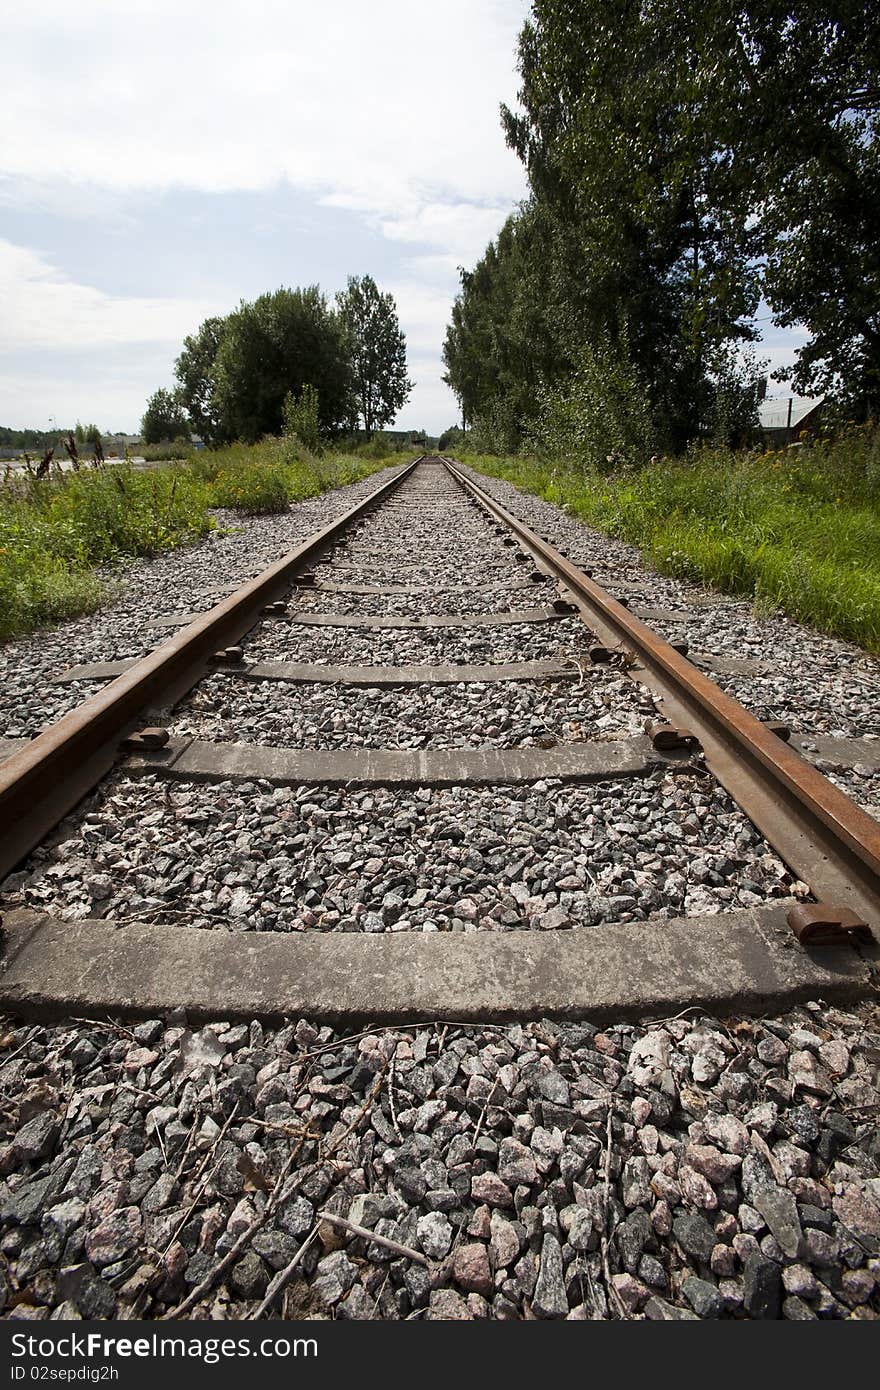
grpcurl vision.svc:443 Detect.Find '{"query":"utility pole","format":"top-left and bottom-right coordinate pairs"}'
top-left (785, 397), bottom-right (793, 445)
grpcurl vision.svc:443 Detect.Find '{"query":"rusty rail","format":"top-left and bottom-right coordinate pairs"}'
top-left (0, 458), bottom-right (422, 878)
top-left (443, 458), bottom-right (880, 939)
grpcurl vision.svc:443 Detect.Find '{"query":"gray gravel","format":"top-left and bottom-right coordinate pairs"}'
top-left (241, 617), bottom-right (594, 667)
top-left (169, 672), bottom-right (652, 750)
top-left (292, 582), bottom-right (558, 617)
top-left (458, 462), bottom-right (880, 751)
top-left (6, 769), bottom-right (797, 934)
top-left (2, 459), bottom-right (879, 1321)
top-left (1, 1001), bottom-right (877, 1320)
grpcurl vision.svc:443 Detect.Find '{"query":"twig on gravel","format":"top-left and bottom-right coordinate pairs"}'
top-left (0, 1027), bottom-right (43, 1068)
top-left (388, 1050), bottom-right (401, 1137)
top-left (471, 1079), bottom-right (501, 1152)
top-left (292, 1020), bottom-right (508, 1068)
top-left (164, 1062), bottom-right (388, 1319)
top-left (70, 1016), bottom-right (139, 1040)
top-left (161, 1130), bottom-right (309, 1320)
top-left (173, 1114), bottom-right (201, 1182)
top-left (600, 1105), bottom-right (627, 1320)
top-left (325, 1059), bottom-right (390, 1158)
top-left (250, 1226), bottom-right (322, 1320)
top-left (159, 1103), bottom-right (240, 1261)
top-left (316, 1210), bottom-right (428, 1266)
top-left (642, 1005), bottom-right (704, 1027)
top-left (154, 1125), bottom-right (169, 1170)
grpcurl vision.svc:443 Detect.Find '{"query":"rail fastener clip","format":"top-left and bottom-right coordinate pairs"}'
top-left (647, 721), bottom-right (702, 752)
top-left (787, 902), bottom-right (874, 947)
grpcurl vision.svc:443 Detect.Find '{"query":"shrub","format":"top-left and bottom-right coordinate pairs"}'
top-left (524, 330), bottom-right (654, 472)
top-left (0, 462), bottom-right (211, 640)
top-left (0, 440), bottom-right (410, 641)
top-left (282, 384), bottom-right (322, 457)
top-left (138, 438), bottom-right (198, 462)
top-left (209, 459), bottom-right (295, 514)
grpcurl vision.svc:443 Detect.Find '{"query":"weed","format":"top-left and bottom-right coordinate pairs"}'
top-left (466, 427), bottom-right (880, 654)
top-left (0, 440), bottom-right (400, 641)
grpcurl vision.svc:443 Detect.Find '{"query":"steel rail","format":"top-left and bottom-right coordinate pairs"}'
top-left (0, 457), bottom-right (423, 879)
top-left (442, 457), bottom-right (880, 939)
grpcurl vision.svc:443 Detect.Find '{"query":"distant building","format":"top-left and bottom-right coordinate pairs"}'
top-left (759, 397), bottom-right (824, 444)
top-left (103, 434), bottom-right (143, 456)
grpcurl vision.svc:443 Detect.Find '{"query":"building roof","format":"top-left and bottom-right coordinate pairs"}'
top-left (758, 396), bottom-right (823, 430)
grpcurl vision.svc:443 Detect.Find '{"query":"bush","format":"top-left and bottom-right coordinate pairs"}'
top-left (208, 458), bottom-right (298, 515)
top-left (189, 436), bottom-right (400, 515)
top-left (282, 384), bottom-right (322, 457)
top-left (0, 542), bottom-right (106, 642)
top-left (138, 439), bottom-right (198, 462)
top-left (0, 462), bottom-right (211, 641)
top-left (524, 330), bottom-right (655, 472)
top-left (0, 440), bottom-right (412, 642)
top-left (466, 400), bottom-right (523, 455)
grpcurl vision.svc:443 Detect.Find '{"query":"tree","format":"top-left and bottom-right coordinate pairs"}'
top-left (704, 3), bottom-right (880, 415)
top-left (437, 425), bottom-right (465, 451)
top-left (336, 275), bottom-right (412, 438)
top-left (141, 388), bottom-right (190, 444)
top-left (491, 0), bottom-right (880, 432)
top-left (174, 316), bottom-right (228, 443)
top-left (496, 1), bottom-right (762, 450)
top-left (443, 206), bottom-right (563, 449)
top-left (212, 287), bottom-right (351, 443)
top-left (74, 421), bottom-right (103, 445)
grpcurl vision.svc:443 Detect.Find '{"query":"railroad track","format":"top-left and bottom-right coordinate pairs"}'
top-left (0, 455), bottom-right (877, 1024)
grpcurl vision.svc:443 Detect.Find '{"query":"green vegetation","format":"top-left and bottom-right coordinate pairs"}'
top-left (0, 464), bottom-right (210, 641)
top-left (439, 5), bottom-right (880, 654)
top-left (336, 274), bottom-right (413, 439)
top-left (188, 432), bottom-right (396, 516)
top-left (0, 426), bottom-right (70, 451)
top-left (167, 278), bottom-right (414, 447)
top-left (137, 440), bottom-right (199, 463)
top-left (444, 3), bottom-right (880, 450)
top-left (0, 440), bottom-right (405, 642)
top-left (282, 384), bottom-right (321, 456)
top-left (141, 388), bottom-right (190, 445)
top-left (467, 428), bottom-right (880, 654)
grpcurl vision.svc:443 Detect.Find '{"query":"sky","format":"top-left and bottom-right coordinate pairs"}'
top-left (0, 0), bottom-right (805, 436)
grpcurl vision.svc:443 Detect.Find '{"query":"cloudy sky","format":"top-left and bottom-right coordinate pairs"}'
top-left (1, 0), bottom-right (802, 436)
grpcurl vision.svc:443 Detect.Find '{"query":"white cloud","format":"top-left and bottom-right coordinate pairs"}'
top-left (1, 2), bottom-right (531, 432)
top-left (398, 367), bottom-right (460, 433)
top-left (0, 361), bottom-right (174, 435)
top-left (0, 239), bottom-right (228, 352)
top-left (386, 280), bottom-right (458, 355)
top-left (0, 1), bottom-right (528, 241)
top-left (378, 203), bottom-right (517, 263)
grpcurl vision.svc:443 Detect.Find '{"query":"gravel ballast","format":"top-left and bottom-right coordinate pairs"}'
top-left (458, 463), bottom-right (880, 766)
top-left (239, 618), bottom-right (595, 670)
top-left (0, 465), bottom-right (405, 739)
top-left (0, 1002), bottom-right (877, 1320)
top-left (170, 672), bottom-right (651, 750)
top-left (6, 769), bottom-right (797, 934)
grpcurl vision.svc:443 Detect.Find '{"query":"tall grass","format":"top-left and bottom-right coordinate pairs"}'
top-left (135, 439), bottom-right (198, 462)
top-left (183, 436), bottom-right (391, 515)
top-left (467, 426), bottom-right (880, 655)
top-left (0, 441), bottom-right (403, 642)
top-left (0, 464), bottom-right (211, 641)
